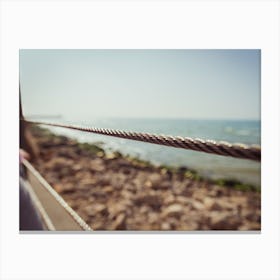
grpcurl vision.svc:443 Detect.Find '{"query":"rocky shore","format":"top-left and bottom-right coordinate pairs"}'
top-left (29, 125), bottom-right (261, 230)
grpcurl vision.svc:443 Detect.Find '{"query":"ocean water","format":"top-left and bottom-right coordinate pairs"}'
top-left (40, 118), bottom-right (261, 186)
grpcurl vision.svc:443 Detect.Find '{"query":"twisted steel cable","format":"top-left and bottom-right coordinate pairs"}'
top-left (22, 119), bottom-right (261, 162)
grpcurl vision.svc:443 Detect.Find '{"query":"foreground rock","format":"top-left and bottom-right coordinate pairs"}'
top-left (30, 126), bottom-right (261, 231)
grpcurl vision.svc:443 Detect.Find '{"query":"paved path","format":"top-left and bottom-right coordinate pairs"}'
top-left (23, 161), bottom-right (91, 231)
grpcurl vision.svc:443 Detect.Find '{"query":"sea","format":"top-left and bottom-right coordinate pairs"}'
top-left (39, 117), bottom-right (261, 187)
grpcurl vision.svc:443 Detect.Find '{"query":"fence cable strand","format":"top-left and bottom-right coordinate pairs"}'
top-left (22, 119), bottom-right (261, 162)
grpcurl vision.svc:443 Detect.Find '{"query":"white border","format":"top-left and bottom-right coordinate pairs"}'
top-left (1, 1), bottom-right (279, 280)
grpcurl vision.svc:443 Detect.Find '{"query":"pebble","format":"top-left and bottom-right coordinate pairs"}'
top-left (191, 200), bottom-right (205, 210)
top-left (111, 213), bottom-right (126, 230)
top-left (163, 204), bottom-right (184, 217)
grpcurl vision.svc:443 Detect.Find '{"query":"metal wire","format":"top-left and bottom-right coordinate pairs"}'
top-left (22, 119), bottom-right (261, 162)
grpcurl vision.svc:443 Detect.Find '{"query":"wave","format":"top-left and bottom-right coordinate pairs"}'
top-left (224, 126), bottom-right (252, 136)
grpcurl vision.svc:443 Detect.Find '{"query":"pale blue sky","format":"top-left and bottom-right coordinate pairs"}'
top-left (19, 49), bottom-right (260, 120)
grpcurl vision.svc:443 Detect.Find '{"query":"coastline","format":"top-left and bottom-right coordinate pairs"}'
top-left (43, 118), bottom-right (261, 186)
top-left (28, 125), bottom-right (261, 230)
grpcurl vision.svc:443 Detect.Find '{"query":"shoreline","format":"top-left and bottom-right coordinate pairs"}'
top-left (42, 118), bottom-right (260, 187)
top-left (37, 126), bottom-right (261, 192)
top-left (28, 125), bottom-right (261, 230)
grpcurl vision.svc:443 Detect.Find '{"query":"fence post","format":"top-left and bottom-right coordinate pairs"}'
top-left (19, 84), bottom-right (39, 160)
top-left (19, 84), bottom-right (26, 149)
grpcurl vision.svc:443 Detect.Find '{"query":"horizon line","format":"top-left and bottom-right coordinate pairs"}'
top-left (26, 114), bottom-right (260, 122)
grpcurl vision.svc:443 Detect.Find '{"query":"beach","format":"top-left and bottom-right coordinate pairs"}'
top-left (29, 125), bottom-right (261, 230)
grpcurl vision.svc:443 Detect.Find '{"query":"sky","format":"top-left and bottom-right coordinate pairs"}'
top-left (19, 49), bottom-right (260, 120)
